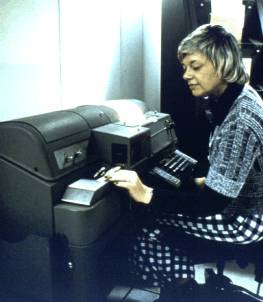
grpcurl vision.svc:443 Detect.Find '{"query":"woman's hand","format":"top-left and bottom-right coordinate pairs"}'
top-left (194, 177), bottom-right (206, 189)
top-left (104, 167), bottom-right (153, 204)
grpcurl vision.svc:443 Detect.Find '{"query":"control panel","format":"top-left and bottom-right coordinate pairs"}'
top-left (54, 141), bottom-right (88, 170)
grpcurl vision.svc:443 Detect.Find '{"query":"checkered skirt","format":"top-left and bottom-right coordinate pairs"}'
top-left (129, 213), bottom-right (263, 288)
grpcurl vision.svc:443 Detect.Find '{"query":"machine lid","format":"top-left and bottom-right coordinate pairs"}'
top-left (15, 110), bottom-right (91, 143)
top-left (69, 105), bottom-right (119, 129)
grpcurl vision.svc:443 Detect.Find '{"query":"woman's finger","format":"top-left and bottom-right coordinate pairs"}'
top-left (104, 166), bottom-right (122, 178)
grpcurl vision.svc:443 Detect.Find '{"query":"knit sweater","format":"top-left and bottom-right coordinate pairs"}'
top-left (206, 84), bottom-right (263, 216)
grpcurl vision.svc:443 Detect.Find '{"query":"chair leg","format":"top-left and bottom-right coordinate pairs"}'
top-left (216, 259), bottom-right (225, 276)
top-left (257, 283), bottom-right (262, 296)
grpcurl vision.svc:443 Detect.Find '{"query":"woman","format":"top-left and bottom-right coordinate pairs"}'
top-left (105, 24), bottom-right (263, 302)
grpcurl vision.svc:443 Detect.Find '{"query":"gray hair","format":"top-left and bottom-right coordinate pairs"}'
top-left (177, 24), bottom-right (249, 84)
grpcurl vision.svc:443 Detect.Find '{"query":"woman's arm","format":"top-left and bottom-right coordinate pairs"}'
top-left (104, 168), bottom-right (231, 216)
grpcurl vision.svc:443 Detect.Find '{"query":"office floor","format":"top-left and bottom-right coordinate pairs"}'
top-left (107, 260), bottom-right (263, 302)
top-left (0, 261), bottom-right (261, 302)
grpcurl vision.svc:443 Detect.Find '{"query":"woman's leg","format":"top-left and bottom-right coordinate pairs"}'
top-left (128, 224), bottom-right (195, 288)
top-left (157, 213), bottom-right (263, 244)
top-left (128, 213), bottom-right (263, 293)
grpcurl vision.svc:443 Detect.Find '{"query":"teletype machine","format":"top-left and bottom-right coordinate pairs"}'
top-left (0, 100), bottom-right (196, 302)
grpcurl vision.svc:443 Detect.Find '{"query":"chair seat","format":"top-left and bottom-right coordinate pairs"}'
top-left (192, 239), bottom-right (263, 292)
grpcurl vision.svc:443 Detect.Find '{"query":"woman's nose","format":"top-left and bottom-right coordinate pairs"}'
top-left (183, 68), bottom-right (193, 80)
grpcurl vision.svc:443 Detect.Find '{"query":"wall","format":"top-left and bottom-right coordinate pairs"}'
top-left (0, 0), bottom-right (161, 121)
top-left (0, 0), bottom-right (61, 120)
top-left (143, 0), bottom-right (162, 111)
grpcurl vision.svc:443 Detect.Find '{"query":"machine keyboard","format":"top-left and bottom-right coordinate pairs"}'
top-left (150, 149), bottom-right (197, 187)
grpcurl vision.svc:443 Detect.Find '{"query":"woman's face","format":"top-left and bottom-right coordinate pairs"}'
top-left (182, 52), bottom-right (228, 97)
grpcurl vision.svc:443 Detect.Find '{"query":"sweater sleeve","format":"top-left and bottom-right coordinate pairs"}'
top-left (206, 119), bottom-right (261, 198)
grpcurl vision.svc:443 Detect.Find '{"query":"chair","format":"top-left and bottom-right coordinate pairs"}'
top-left (198, 240), bottom-right (263, 301)
top-left (229, 241), bottom-right (263, 294)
